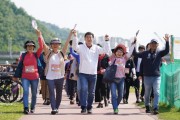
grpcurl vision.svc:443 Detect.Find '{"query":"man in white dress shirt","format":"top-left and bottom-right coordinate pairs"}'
top-left (72, 31), bottom-right (111, 114)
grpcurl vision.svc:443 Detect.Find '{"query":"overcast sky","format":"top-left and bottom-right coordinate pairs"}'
top-left (11, 0), bottom-right (180, 45)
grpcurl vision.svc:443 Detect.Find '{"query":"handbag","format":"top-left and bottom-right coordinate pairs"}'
top-left (102, 59), bottom-right (117, 83)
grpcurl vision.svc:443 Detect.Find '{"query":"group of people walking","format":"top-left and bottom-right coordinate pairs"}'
top-left (12, 28), bottom-right (169, 115)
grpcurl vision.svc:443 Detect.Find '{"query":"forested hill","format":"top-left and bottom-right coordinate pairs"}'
top-left (0, 0), bottom-right (74, 52)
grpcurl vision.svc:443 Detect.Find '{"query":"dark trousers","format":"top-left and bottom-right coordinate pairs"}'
top-left (47, 78), bottom-right (64, 110)
top-left (124, 77), bottom-right (140, 101)
top-left (65, 79), bottom-right (70, 96)
top-left (140, 78), bottom-right (145, 97)
top-left (95, 74), bottom-right (108, 102)
top-left (69, 79), bottom-right (77, 100)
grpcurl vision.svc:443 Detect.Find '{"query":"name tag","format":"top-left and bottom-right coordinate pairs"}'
top-left (51, 64), bottom-right (60, 72)
top-left (125, 68), bottom-right (130, 74)
top-left (25, 66), bottom-right (35, 73)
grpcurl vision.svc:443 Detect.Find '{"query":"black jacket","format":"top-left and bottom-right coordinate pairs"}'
top-left (125, 57), bottom-right (135, 78)
top-left (133, 41), bottom-right (169, 76)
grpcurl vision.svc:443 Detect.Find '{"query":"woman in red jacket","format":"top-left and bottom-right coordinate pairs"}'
top-left (13, 30), bottom-right (43, 114)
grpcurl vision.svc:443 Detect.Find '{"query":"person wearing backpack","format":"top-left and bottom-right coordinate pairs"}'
top-left (42, 29), bottom-right (72, 115)
top-left (13, 30), bottom-right (43, 114)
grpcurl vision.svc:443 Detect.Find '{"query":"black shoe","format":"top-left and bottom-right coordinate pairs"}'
top-left (96, 103), bottom-right (103, 108)
top-left (43, 99), bottom-right (50, 105)
top-left (30, 108), bottom-right (35, 113)
top-left (51, 110), bottom-right (57, 115)
top-left (46, 100), bottom-right (50, 105)
top-left (24, 107), bottom-right (29, 114)
top-left (140, 96), bottom-right (144, 102)
top-left (87, 109), bottom-right (92, 114)
top-left (43, 100), bottom-right (47, 105)
top-left (39, 90), bottom-right (42, 94)
top-left (123, 98), bottom-right (126, 104)
top-left (136, 99), bottom-right (140, 103)
top-left (145, 106), bottom-right (151, 113)
top-left (153, 108), bottom-right (159, 115)
top-left (81, 108), bottom-right (86, 114)
top-left (123, 99), bottom-right (128, 104)
top-left (70, 100), bottom-right (75, 104)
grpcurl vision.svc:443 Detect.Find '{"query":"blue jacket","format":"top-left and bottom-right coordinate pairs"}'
top-left (70, 47), bottom-right (80, 64)
top-left (133, 41), bottom-right (169, 76)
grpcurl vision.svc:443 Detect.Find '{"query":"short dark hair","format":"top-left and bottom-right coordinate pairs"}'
top-left (24, 40), bottom-right (36, 49)
top-left (138, 45), bottom-right (145, 50)
top-left (84, 32), bottom-right (94, 38)
top-left (69, 40), bottom-right (72, 46)
top-left (78, 42), bottom-right (83, 45)
top-left (97, 44), bottom-right (102, 47)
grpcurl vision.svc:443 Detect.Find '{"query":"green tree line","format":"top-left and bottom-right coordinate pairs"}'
top-left (0, 0), bottom-right (77, 52)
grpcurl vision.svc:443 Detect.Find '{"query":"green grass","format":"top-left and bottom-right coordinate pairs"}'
top-left (137, 102), bottom-right (180, 120)
top-left (130, 86), bottom-right (136, 93)
top-left (0, 102), bottom-right (23, 120)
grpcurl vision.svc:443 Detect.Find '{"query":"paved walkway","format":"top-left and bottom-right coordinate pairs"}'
top-left (19, 90), bottom-right (158, 120)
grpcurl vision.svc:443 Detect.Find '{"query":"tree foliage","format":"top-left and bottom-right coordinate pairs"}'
top-left (0, 0), bottom-right (75, 52)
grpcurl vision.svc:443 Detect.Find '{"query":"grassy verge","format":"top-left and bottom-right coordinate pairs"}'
top-left (130, 86), bottom-right (136, 93)
top-left (137, 102), bottom-right (180, 120)
top-left (0, 102), bottom-right (23, 120)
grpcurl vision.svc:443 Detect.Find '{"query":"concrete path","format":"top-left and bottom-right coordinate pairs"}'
top-left (19, 90), bottom-right (158, 120)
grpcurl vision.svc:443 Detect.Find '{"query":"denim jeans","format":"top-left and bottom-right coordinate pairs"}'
top-left (77, 78), bottom-right (81, 102)
top-left (144, 76), bottom-right (161, 109)
top-left (47, 78), bottom-right (64, 110)
top-left (110, 78), bottom-right (124, 110)
top-left (79, 73), bottom-right (97, 110)
top-left (21, 78), bottom-right (39, 109)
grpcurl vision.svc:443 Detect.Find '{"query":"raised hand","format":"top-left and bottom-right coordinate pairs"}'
top-left (163, 34), bottom-right (169, 42)
top-left (36, 29), bottom-right (42, 37)
top-left (72, 29), bottom-right (77, 37)
top-left (105, 34), bottom-right (109, 41)
top-left (131, 37), bottom-right (137, 45)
